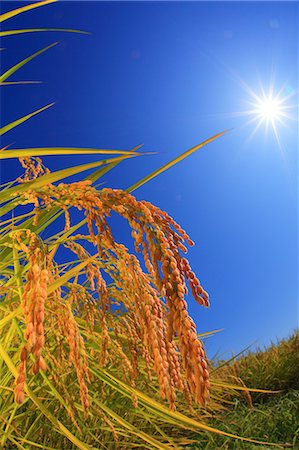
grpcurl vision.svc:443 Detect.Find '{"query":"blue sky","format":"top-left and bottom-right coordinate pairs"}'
top-left (1, 0), bottom-right (298, 359)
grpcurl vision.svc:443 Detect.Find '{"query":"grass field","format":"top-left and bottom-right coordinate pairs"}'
top-left (191, 331), bottom-right (299, 449)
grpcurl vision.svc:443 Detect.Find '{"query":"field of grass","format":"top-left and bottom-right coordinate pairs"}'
top-left (190, 331), bottom-right (299, 449)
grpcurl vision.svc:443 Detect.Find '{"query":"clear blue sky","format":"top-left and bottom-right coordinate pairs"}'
top-left (1, 0), bottom-right (298, 359)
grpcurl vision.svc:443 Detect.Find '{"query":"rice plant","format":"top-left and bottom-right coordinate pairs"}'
top-left (0, 1), bottom-right (287, 449)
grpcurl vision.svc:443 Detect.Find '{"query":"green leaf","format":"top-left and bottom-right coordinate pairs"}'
top-left (0, 103), bottom-right (54, 136)
top-left (0, 28), bottom-right (89, 37)
top-left (0, 147), bottom-right (139, 159)
top-left (48, 255), bottom-right (98, 294)
top-left (0, 307), bottom-right (22, 331)
top-left (212, 380), bottom-right (281, 394)
top-left (0, 42), bottom-right (58, 83)
top-left (0, 81), bottom-right (41, 85)
top-left (87, 144), bottom-right (144, 184)
top-left (0, 0), bottom-right (57, 23)
top-left (127, 130), bottom-right (228, 193)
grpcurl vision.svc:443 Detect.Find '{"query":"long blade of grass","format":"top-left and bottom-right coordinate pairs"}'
top-left (6, 436), bottom-right (26, 450)
top-left (211, 343), bottom-right (254, 373)
top-left (0, 211), bottom-right (33, 229)
top-left (0, 307), bottom-right (22, 331)
top-left (87, 143), bottom-right (144, 184)
top-left (212, 380), bottom-right (281, 394)
top-left (14, 438), bottom-right (58, 450)
top-left (198, 328), bottom-right (224, 338)
top-left (0, 81), bottom-right (41, 85)
top-left (93, 399), bottom-right (172, 450)
top-left (0, 28), bottom-right (89, 37)
top-left (0, 42), bottom-right (58, 83)
top-left (0, 404), bottom-right (19, 448)
top-left (47, 255), bottom-right (97, 294)
top-left (127, 130), bottom-right (228, 193)
top-left (0, 0), bottom-right (57, 23)
top-left (0, 103), bottom-right (54, 136)
top-left (0, 200), bottom-right (22, 220)
top-left (0, 147), bottom-right (139, 159)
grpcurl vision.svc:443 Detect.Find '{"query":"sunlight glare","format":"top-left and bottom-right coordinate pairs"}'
top-left (256, 95), bottom-right (281, 122)
top-left (233, 78), bottom-right (298, 153)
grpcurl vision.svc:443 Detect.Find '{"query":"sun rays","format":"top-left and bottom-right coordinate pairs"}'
top-left (242, 81), bottom-right (297, 148)
top-left (213, 74), bottom-right (298, 154)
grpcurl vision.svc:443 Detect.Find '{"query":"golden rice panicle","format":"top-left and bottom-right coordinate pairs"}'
top-left (99, 412), bottom-right (119, 442)
top-left (144, 302), bottom-right (171, 402)
top-left (63, 206), bottom-right (71, 232)
top-left (97, 188), bottom-right (211, 407)
top-left (15, 354), bottom-right (26, 404)
top-left (125, 251), bottom-right (179, 407)
top-left (166, 340), bottom-right (184, 392)
top-left (19, 177), bottom-right (212, 410)
top-left (32, 268), bottom-right (48, 374)
top-left (102, 242), bottom-right (173, 404)
top-left (181, 257), bottom-right (210, 307)
top-left (17, 157), bottom-right (47, 183)
top-left (160, 247), bottom-right (210, 407)
top-left (69, 282), bottom-right (97, 333)
top-left (65, 240), bottom-right (96, 290)
top-left (59, 304), bottom-right (90, 416)
top-left (14, 231), bottom-right (48, 402)
top-left (21, 257), bottom-right (37, 351)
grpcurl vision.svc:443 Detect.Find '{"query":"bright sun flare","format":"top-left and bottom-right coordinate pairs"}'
top-left (249, 90), bottom-right (288, 130)
top-left (257, 96), bottom-right (281, 122)
top-left (238, 81), bottom-right (297, 150)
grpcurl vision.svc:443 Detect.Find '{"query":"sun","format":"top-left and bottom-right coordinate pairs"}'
top-left (256, 95), bottom-right (282, 122)
top-left (248, 88), bottom-right (288, 131)
top-left (237, 81), bottom-right (297, 151)
top-left (218, 75), bottom-right (296, 148)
